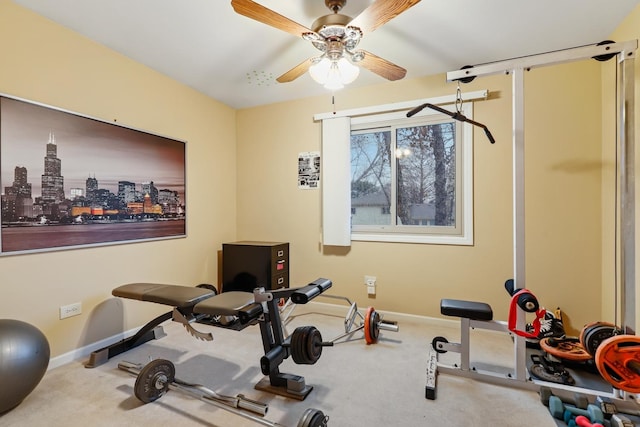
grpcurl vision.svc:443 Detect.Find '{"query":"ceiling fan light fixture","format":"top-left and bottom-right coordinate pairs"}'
top-left (309, 57), bottom-right (359, 90)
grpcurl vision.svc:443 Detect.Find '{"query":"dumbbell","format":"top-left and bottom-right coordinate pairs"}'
top-left (569, 415), bottom-right (604, 427)
top-left (549, 396), bottom-right (605, 424)
top-left (611, 414), bottom-right (635, 427)
top-left (539, 386), bottom-right (588, 409)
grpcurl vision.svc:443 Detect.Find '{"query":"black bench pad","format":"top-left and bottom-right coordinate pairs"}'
top-left (193, 292), bottom-right (256, 316)
top-left (112, 283), bottom-right (215, 308)
top-left (440, 299), bottom-right (493, 321)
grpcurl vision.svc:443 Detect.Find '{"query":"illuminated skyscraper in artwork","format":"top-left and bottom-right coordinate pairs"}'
top-left (41, 132), bottom-right (65, 203)
top-left (86, 175), bottom-right (98, 202)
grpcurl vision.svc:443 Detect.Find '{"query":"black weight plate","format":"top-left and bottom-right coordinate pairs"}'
top-left (529, 363), bottom-right (575, 385)
top-left (308, 410), bottom-right (328, 427)
top-left (583, 323), bottom-right (623, 356)
top-left (134, 359), bottom-right (175, 403)
top-left (580, 322), bottom-right (601, 351)
top-left (305, 327), bottom-right (323, 364)
top-left (297, 408), bottom-right (327, 427)
top-left (291, 326), bottom-right (305, 364)
top-left (370, 310), bottom-right (380, 342)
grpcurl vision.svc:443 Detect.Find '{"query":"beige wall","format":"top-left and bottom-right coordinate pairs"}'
top-left (0, 1), bottom-right (237, 358)
top-left (237, 38), bottom-right (632, 335)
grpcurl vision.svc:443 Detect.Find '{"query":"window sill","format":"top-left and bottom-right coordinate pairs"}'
top-left (351, 232), bottom-right (473, 246)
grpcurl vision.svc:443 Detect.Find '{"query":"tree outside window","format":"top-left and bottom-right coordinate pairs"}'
top-left (350, 116), bottom-right (460, 237)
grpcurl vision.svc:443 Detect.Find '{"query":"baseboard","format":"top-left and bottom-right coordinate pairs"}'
top-left (48, 327), bottom-right (139, 370)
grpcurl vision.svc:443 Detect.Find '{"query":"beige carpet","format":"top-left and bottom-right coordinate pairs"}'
top-left (0, 301), bottom-right (557, 426)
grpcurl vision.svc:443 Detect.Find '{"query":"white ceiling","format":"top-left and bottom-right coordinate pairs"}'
top-left (13, 0), bottom-right (640, 109)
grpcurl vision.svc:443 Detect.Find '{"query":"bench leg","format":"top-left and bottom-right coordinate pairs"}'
top-left (85, 311), bottom-right (171, 368)
top-left (460, 317), bottom-right (471, 371)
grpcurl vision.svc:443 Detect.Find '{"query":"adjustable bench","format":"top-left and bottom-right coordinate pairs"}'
top-left (87, 278), bottom-right (333, 400)
top-left (426, 298), bottom-right (536, 400)
top-left (86, 284), bottom-right (254, 368)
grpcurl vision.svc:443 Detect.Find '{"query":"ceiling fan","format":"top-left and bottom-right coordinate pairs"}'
top-left (231, 0), bottom-right (421, 89)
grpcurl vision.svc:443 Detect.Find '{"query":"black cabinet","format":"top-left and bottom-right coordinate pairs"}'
top-left (222, 241), bottom-right (289, 292)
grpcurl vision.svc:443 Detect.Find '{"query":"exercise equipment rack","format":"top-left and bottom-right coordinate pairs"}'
top-left (420, 38), bottom-right (639, 409)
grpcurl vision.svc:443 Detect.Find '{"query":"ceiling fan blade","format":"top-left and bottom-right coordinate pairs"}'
top-left (231, 0), bottom-right (313, 37)
top-left (348, 0), bottom-right (421, 34)
top-left (358, 50), bottom-right (407, 81)
top-left (276, 58), bottom-right (314, 83)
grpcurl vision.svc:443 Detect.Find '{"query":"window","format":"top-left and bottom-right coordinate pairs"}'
top-left (349, 103), bottom-right (473, 244)
top-left (317, 91), bottom-right (485, 246)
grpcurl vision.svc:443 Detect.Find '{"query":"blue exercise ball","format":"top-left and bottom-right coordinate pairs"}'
top-left (0, 319), bottom-right (50, 413)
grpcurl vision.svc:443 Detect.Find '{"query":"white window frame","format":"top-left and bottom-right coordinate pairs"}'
top-left (316, 90), bottom-right (487, 247)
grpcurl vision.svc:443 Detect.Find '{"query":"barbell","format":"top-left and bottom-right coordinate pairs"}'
top-left (118, 359), bottom-right (329, 427)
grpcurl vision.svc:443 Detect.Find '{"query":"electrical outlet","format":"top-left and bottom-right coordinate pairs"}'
top-left (60, 302), bottom-right (82, 319)
top-left (365, 275), bottom-right (376, 295)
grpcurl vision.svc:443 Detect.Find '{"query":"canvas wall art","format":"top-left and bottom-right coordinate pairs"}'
top-left (0, 95), bottom-right (186, 255)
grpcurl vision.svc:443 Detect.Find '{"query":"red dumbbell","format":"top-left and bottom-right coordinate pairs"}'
top-left (574, 415), bottom-right (604, 427)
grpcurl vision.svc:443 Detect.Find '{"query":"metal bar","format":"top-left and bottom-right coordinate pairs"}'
top-left (512, 67), bottom-right (526, 291)
top-left (460, 318), bottom-right (470, 370)
top-left (314, 90), bottom-right (488, 120)
top-left (447, 40), bottom-right (638, 82)
top-left (118, 361), bottom-right (283, 427)
top-left (619, 52), bottom-right (636, 333)
top-left (511, 67), bottom-right (528, 382)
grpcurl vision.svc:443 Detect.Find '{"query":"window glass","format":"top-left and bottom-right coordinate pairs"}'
top-left (350, 129), bottom-right (391, 226)
top-left (349, 105), bottom-right (470, 244)
top-left (396, 122), bottom-right (456, 227)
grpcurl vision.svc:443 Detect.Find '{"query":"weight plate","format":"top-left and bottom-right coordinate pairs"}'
top-left (305, 326), bottom-right (323, 364)
top-left (134, 359), bottom-right (175, 403)
top-left (297, 408), bottom-right (328, 427)
top-left (364, 307), bottom-right (380, 345)
top-left (540, 337), bottom-right (592, 362)
top-left (595, 335), bottom-right (640, 393)
top-left (432, 336), bottom-right (449, 354)
top-left (580, 322), bottom-right (623, 356)
top-left (579, 321), bottom-right (602, 351)
top-left (530, 363), bottom-right (575, 385)
top-left (291, 326), bottom-right (307, 364)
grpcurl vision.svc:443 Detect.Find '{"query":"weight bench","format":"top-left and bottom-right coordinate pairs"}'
top-left (88, 278), bottom-right (333, 400)
top-left (86, 283), bottom-right (255, 367)
top-left (433, 299), bottom-right (495, 372)
top-left (426, 298), bottom-right (537, 399)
